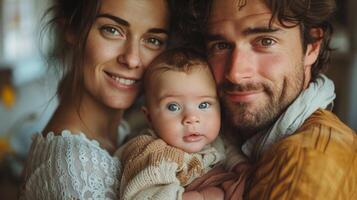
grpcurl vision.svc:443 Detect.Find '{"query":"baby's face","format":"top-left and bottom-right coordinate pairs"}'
top-left (145, 66), bottom-right (221, 153)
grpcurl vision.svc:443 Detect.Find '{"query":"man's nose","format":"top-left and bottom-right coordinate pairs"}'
top-left (117, 39), bottom-right (142, 69)
top-left (225, 47), bottom-right (255, 83)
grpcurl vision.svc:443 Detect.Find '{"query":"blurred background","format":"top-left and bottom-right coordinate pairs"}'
top-left (0, 0), bottom-right (356, 199)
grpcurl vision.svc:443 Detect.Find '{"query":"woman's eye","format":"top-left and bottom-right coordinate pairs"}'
top-left (198, 102), bottom-right (210, 109)
top-left (167, 103), bottom-right (181, 112)
top-left (144, 37), bottom-right (165, 50)
top-left (100, 26), bottom-right (124, 38)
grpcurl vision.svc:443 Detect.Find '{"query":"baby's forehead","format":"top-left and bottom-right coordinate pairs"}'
top-left (147, 65), bottom-right (210, 85)
top-left (145, 66), bottom-right (215, 99)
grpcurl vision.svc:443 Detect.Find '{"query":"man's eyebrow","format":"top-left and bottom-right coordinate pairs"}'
top-left (205, 34), bottom-right (227, 42)
top-left (96, 14), bottom-right (129, 26)
top-left (205, 27), bottom-right (282, 42)
top-left (243, 26), bottom-right (281, 35)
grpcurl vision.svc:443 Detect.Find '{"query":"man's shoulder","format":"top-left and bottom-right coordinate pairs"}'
top-left (261, 108), bottom-right (357, 165)
top-left (276, 109), bottom-right (357, 153)
top-left (300, 109), bottom-right (355, 136)
top-left (248, 110), bottom-right (357, 199)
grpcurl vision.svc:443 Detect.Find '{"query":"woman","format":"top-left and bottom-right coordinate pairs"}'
top-left (21, 0), bottom-right (170, 199)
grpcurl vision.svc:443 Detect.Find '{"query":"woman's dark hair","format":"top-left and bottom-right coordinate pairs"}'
top-left (41, 0), bottom-right (101, 103)
top-left (179, 0), bottom-right (336, 81)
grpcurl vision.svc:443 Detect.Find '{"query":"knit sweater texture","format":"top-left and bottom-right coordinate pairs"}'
top-left (117, 130), bottom-right (236, 200)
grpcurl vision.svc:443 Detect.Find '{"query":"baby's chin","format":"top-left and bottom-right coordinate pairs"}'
top-left (179, 144), bottom-right (206, 154)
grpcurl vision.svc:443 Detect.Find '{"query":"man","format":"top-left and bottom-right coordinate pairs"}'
top-left (188, 0), bottom-right (357, 199)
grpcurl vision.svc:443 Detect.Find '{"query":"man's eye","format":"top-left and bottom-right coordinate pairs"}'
top-left (259, 38), bottom-right (276, 47)
top-left (167, 103), bottom-right (181, 112)
top-left (198, 102), bottom-right (210, 109)
top-left (213, 42), bottom-right (232, 50)
top-left (208, 42), bottom-right (233, 54)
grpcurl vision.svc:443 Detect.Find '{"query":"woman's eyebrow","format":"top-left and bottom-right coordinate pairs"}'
top-left (96, 13), bottom-right (129, 26)
top-left (147, 28), bottom-right (169, 35)
top-left (96, 14), bottom-right (168, 35)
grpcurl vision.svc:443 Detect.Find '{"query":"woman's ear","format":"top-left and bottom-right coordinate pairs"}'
top-left (57, 18), bottom-right (76, 45)
top-left (65, 29), bottom-right (76, 45)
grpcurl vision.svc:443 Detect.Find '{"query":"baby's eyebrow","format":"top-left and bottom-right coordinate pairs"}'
top-left (157, 94), bottom-right (180, 102)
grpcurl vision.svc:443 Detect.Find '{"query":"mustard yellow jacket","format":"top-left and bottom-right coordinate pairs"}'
top-left (246, 109), bottom-right (357, 200)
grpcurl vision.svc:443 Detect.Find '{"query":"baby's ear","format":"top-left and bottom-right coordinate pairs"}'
top-left (141, 106), bottom-right (151, 123)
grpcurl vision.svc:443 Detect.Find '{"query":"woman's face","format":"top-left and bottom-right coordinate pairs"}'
top-left (82, 0), bottom-right (169, 109)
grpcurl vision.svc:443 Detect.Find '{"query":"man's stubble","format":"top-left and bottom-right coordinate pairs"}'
top-left (220, 63), bottom-right (306, 140)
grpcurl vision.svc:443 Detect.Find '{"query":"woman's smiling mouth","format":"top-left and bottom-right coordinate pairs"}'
top-left (104, 71), bottom-right (138, 87)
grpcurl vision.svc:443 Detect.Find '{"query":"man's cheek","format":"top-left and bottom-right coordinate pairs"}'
top-left (210, 63), bottom-right (225, 84)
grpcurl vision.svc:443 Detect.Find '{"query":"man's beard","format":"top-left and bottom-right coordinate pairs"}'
top-left (220, 74), bottom-right (304, 140)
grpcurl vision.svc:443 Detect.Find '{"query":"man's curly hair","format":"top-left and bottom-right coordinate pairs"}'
top-left (170, 0), bottom-right (336, 81)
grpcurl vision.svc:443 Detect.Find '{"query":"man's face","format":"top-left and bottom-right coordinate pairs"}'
top-left (206, 0), bottom-right (317, 138)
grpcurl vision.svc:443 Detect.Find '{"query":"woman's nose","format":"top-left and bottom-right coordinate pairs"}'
top-left (117, 39), bottom-right (142, 69)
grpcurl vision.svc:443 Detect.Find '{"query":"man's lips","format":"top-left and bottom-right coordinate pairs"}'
top-left (224, 90), bottom-right (263, 102)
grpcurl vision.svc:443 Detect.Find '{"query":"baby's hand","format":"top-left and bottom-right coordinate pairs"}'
top-left (201, 186), bottom-right (224, 200)
top-left (182, 191), bottom-right (204, 200)
top-left (183, 186), bottom-right (224, 200)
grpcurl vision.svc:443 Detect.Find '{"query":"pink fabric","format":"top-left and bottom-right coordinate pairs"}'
top-left (186, 163), bottom-right (251, 200)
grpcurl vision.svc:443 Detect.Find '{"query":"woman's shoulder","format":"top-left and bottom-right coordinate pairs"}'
top-left (33, 130), bottom-right (104, 149)
top-left (28, 130), bottom-right (120, 167)
top-left (22, 130), bottom-right (121, 199)
top-left (27, 129), bottom-right (121, 171)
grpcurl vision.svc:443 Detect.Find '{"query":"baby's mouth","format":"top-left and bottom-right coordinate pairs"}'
top-left (183, 133), bottom-right (203, 142)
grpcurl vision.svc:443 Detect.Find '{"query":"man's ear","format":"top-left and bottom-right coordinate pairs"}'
top-left (303, 28), bottom-right (323, 88)
top-left (304, 28), bottom-right (323, 67)
top-left (141, 106), bottom-right (151, 124)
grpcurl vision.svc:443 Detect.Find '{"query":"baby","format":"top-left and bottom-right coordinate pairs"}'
top-left (118, 48), bottom-right (247, 200)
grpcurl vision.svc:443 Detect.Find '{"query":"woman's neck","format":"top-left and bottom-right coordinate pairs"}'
top-left (44, 91), bottom-right (123, 153)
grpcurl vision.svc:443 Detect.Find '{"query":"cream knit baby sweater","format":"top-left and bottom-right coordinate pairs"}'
top-left (116, 129), bottom-right (233, 200)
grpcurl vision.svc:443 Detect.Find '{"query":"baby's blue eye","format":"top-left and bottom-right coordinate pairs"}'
top-left (167, 103), bottom-right (181, 112)
top-left (198, 102), bottom-right (210, 109)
